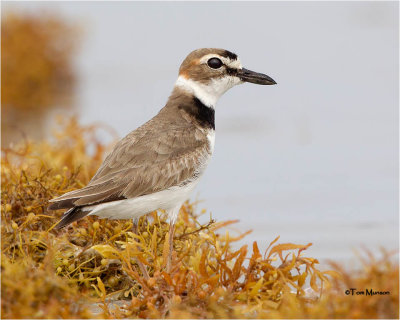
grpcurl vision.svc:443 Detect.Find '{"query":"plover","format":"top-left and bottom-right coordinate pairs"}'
top-left (49, 48), bottom-right (276, 270)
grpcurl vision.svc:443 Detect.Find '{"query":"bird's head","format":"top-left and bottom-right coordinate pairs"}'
top-left (175, 48), bottom-right (276, 107)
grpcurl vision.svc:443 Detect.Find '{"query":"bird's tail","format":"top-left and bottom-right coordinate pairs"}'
top-left (55, 207), bottom-right (90, 229)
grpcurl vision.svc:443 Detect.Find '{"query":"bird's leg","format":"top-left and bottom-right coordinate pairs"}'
top-left (166, 206), bottom-right (180, 273)
top-left (166, 221), bottom-right (176, 273)
top-left (132, 218), bottom-right (150, 280)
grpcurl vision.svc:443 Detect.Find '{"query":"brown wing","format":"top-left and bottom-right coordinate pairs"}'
top-left (49, 117), bottom-right (210, 210)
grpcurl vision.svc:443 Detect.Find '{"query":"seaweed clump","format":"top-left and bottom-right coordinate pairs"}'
top-left (1, 118), bottom-right (398, 318)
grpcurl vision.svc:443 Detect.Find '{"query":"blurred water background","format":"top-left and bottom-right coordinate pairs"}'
top-left (2, 1), bottom-right (398, 265)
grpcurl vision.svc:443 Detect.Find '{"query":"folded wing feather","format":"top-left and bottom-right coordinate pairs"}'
top-left (49, 119), bottom-right (210, 211)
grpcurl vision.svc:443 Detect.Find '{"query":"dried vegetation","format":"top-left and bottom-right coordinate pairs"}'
top-left (1, 13), bottom-right (78, 112)
top-left (1, 12), bottom-right (79, 145)
top-left (1, 118), bottom-right (398, 318)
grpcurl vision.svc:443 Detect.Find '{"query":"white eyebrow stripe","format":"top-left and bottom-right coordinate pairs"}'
top-left (199, 54), bottom-right (242, 69)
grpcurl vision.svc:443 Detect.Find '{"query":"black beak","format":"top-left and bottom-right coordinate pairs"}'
top-left (237, 68), bottom-right (277, 85)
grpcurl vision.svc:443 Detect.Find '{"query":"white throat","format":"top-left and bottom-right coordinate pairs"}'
top-left (175, 75), bottom-right (241, 108)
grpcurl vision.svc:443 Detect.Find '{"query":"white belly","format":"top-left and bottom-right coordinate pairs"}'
top-left (84, 179), bottom-right (200, 220)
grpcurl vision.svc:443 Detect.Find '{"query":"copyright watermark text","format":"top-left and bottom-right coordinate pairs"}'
top-left (345, 288), bottom-right (390, 296)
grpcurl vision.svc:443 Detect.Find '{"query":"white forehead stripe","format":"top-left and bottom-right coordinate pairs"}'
top-left (199, 54), bottom-right (242, 69)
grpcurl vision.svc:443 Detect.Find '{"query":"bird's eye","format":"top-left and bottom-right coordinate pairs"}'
top-left (207, 58), bottom-right (223, 69)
